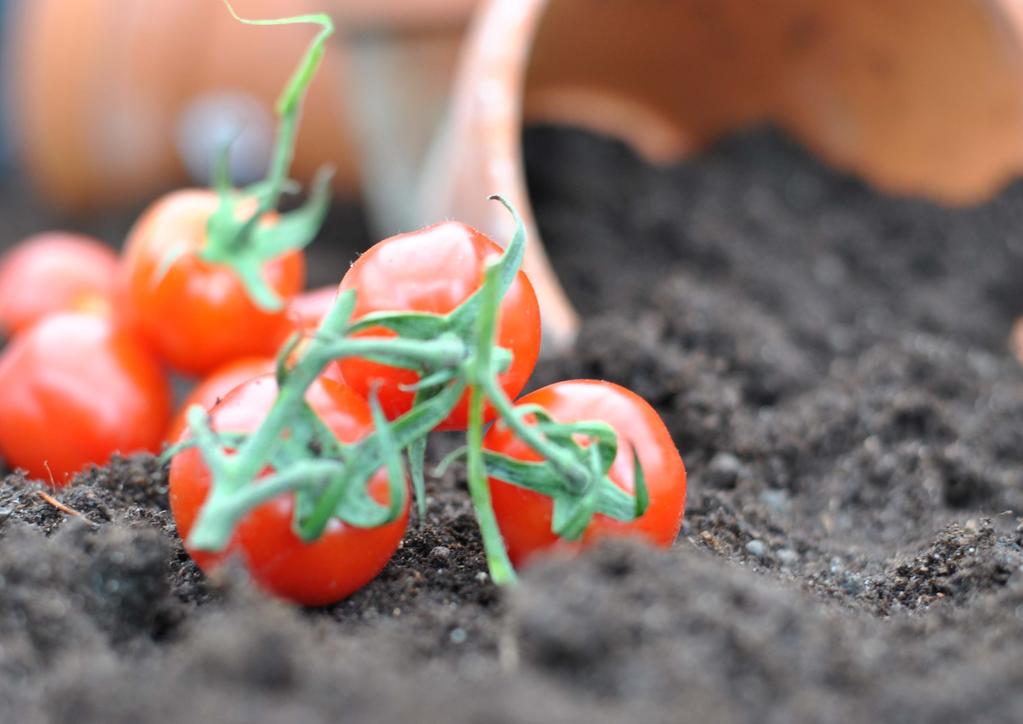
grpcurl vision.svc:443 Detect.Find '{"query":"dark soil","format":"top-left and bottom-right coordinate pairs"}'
top-left (4, 126), bottom-right (1023, 723)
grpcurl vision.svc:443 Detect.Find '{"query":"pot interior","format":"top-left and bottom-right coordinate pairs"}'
top-left (524, 0), bottom-right (1023, 204)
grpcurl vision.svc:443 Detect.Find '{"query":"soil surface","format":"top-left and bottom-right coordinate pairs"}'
top-left (4, 127), bottom-right (1023, 723)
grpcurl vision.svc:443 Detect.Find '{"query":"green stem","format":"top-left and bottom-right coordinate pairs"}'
top-left (223, 335), bottom-right (464, 485)
top-left (408, 433), bottom-right (428, 521)
top-left (189, 459), bottom-right (344, 550)
top-left (296, 381), bottom-right (466, 539)
top-left (228, 354), bottom-right (323, 485)
top-left (315, 336), bottom-right (467, 371)
top-left (183, 283), bottom-right (472, 551)
top-left (197, 4), bottom-right (336, 310)
top-left (458, 258), bottom-right (520, 584)
top-left (220, 2), bottom-right (334, 214)
top-left (466, 384), bottom-right (516, 585)
top-left (472, 261), bottom-right (589, 489)
top-left (481, 376), bottom-right (590, 491)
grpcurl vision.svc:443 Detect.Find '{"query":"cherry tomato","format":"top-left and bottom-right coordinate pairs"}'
top-left (165, 357), bottom-right (276, 443)
top-left (118, 189), bottom-right (305, 376)
top-left (0, 312), bottom-right (171, 485)
top-left (165, 288), bottom-right (349, 443)
top-left (0, 232), bottom-right (118, 336)
top-left (169, 374), bottom-right (408, 606)
top-left (166, 355), bottom-right (344, 445)
top-left (484, 380), bottom-right (686, 567)
top-left (337, 221), bottom-right (541, 430)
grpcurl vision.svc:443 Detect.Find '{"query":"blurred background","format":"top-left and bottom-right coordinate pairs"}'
top-left (6, 0), bottom-right (1023, 220)
top-left (6, 0), bottom-right (1023, 335)
top-left (4, 8), bottom-right (1023, 413)
top-left (0, 0), bottom-right (483, 216)
top-left (0, 0), bottom-right (477, 284)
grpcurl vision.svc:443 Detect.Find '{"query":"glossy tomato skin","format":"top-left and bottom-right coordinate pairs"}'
top-left (0, 312), bottom-right (171, 485)
top-left (484, 380), bottom-right (686, 567)
top-left (165, 356), bottom-right (276, 443)
top-left (0, 232), bottom-right (118, 336)
top-left (165, 290), bottom-right (349, 444)
top-left (118, 189), bottom-right (305, 376)
top-left (169, 374), bottom-right (408, 606)
top-left (165, 352), bottom-right (344, 444)
top-left (337, 221), bottom-right (541, 430)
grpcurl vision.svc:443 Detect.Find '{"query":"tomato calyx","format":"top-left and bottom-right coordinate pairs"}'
top-left (186, 4), bottom-right (336, 311)
top-left (172, 197), bottom-right (651, 587)
top-left (481, 412), bottom-right (650, 540)
top-left (201, 168), bottom-right (332, 311)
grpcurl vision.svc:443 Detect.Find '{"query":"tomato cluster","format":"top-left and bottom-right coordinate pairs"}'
top-left (165, 207), bottom-right (685, 604)
top-left (0, 5), bottom-right (336, 486)
top-left (0, 207), bottom-right (685, 607)
top-left (0, 210), bottom-right (686, 607)
top-left (0, 222), bottom-right (332, 484)
top-left (0, 4), bottom-right (687, 608)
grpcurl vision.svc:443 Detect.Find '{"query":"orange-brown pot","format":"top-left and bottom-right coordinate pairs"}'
top-left (4, 0), bottom-right (360, 210)
top-left (416, 0), bottom-right (1023, 348)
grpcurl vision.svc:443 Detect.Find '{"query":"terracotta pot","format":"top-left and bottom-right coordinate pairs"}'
top-left (4, 0), bottom-right (359, 211)
top-left (409, 0), bottom-right (1023, 349)
top-left (337, 3), bottom-right (477, 233)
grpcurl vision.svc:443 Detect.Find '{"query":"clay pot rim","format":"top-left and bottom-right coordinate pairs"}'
top-left (329, 0), bottom-right (478, 31)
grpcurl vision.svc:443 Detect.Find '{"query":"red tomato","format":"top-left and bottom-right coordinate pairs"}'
top-left (484, 380), bottom-right (686, 567)
top-left (286, 285), bottom-right (337, 331)
top-left (166, 288), bottom-right (349, 443)
top-left (337, 221), bottom-right (541, 430)
top-left (169, 374), bottom-right (408, 606)
top-left (118, 189), bottom-right (305, 376)
top-left (0, 312), bottom-right (171, 485)
top-left (165, 357), bottom-right (276, 443)
top-left (0, 232), bottom-right (118, 335)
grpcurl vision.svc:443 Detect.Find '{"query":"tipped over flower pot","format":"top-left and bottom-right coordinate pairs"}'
top-left (393, 0), bottom-right (1023, 349)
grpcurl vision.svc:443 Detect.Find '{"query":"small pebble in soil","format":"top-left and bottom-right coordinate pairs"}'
top-left (777, 549), bottom-right (800, 567)
top-left (706, 452), bottom-right (743, 489)
top-left (759, 490), bottom-right (790, 513)
top-left (745, 540), bottom-right (768, 559)
top-left (430, 546), bottom-right (451, 565)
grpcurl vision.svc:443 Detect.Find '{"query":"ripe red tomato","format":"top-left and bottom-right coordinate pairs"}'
top-left (336, 221), bottom-right (541, 430)
top-left (165, 289), bottom-right (349, 443)
top-left (118, 189), bottom-right (305, 376)
top-left (484, 380), bottom-right (686, 567)
top-left (0, 312), bottom-right (171, 485)
top-left (0, 232), bottom-right (118, 336)
top-left (165, 356), bottom-right (276, 443)
top-left (169, 374), bottom-right (408, 606)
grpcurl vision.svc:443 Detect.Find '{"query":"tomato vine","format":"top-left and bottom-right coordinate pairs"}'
top-left (196, 2), bottom-right (335, 311)
top-left (173, 197), bottom-right (651, 586)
